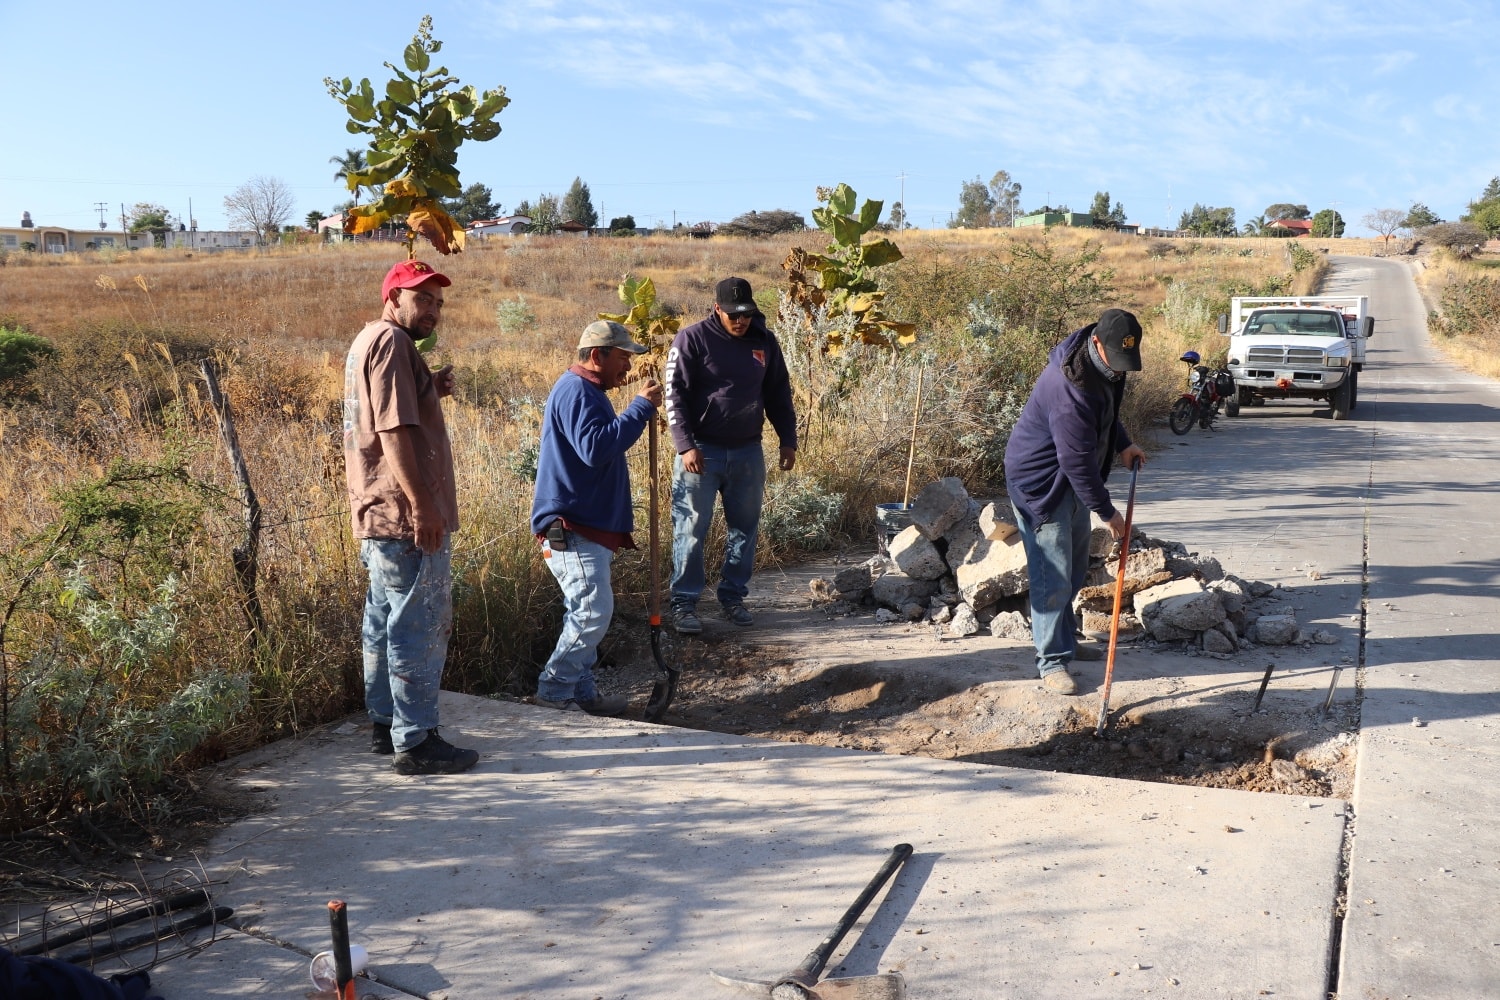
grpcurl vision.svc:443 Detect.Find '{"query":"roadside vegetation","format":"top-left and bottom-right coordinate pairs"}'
top-left (0, 226), bottom-right (1346, 853)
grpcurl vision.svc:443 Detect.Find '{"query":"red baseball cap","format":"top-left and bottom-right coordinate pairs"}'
top-left (381, 260), bottom-right (451, 302)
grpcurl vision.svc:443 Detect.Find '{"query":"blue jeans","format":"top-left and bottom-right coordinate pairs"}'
top-left (537, 531), bottom-right (613, 703)
top-left (360, 535), bottom-right (453, 753)
top-left (1012, 489), bottom-right (1091, 677)
top-left (670, 442), bottom-right (765, 611)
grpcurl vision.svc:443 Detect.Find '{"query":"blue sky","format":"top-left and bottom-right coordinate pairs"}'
top-left (3, 1), bottom-right (1497, 236)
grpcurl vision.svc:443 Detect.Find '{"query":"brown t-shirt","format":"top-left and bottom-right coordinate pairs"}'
top-left (343, 319), bottom-right (459, 539)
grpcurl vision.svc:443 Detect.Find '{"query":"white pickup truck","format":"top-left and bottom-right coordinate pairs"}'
top-left (1217, 295), bottom-right (1375, 420)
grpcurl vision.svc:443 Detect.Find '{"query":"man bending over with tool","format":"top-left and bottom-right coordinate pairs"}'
top-left (1004, 308), bottom-right (1147, 696)
top-left (531, 320), bottom-right (663, 714)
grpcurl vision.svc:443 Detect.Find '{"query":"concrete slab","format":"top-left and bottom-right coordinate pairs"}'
top-left (143, 692), bottom-right (1344, 999)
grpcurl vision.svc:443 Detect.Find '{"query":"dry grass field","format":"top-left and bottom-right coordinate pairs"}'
top-left (0, 226), bottom-right (1341, 837)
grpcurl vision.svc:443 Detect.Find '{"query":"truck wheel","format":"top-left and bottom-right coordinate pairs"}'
top-left (1169, 398), bottom-right (1196, 435)
top-left (1226, 398), bottom-right (1241, 417)
top-left (1330, 378), bottom-right (1352, 420)
top-left (1349, 369), bottom-right (1359, 410)
top-left (1237, 386), bottom-right (1254, 407)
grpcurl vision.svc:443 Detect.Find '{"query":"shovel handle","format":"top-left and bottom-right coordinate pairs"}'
top-left (775, 844), bottom-right (913, 990)
top-left (1095, 460), bottom-right (1139, 737)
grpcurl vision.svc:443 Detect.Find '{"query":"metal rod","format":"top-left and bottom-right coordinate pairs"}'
top-left (1252, 661), bottom-right (1275, 712)
top-left (901, 368), bottom-right (925, 510)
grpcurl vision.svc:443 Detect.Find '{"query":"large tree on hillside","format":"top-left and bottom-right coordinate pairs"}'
top-left (526, 194), bottom-right (561, 234)
top-left (1403, 203), bottom-right (1441, 228)
top-left (561, 177), bottom-right (598, 228)
top-left (716, 209), bottom-right (806, 237)
top-left (1311, 208), bottom-right (1345, 238)
top-left (443, 182), bottom-right (500, 226)
top-left (1179, 204), bottom-right (1236, 236)
top-left (1264, 202), bottom-right (1311, 222)
top-left (951, 177), bottom-right (996, 228)
top-left (224, 176), bottom-right (295, 242)
top-left (989, 170), bottom-right (1023, 227)
top-left (1089, 190), bottom-right (1126, 229)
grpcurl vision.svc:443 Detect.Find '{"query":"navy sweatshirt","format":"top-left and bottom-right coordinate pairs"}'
top-left (1004, 324), bottom-right (1132, 529)
top-left (530, 368), bottom-right (655, 535)
top-left (665, 311), bottom-right (797, 454)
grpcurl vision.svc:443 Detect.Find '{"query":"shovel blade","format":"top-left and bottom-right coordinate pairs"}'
top-left (709, 971), bottom-right (905, 1000)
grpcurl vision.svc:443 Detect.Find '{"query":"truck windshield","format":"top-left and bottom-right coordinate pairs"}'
top-left (1245, 311), bottom-right (1344, 336)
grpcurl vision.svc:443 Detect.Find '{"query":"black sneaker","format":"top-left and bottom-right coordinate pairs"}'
top-left (371, 722), bottom-right (394, 755)
top-left (392, 729), bottom-right (479, 775)
top-left (536, 693), bottom-right (629, 716)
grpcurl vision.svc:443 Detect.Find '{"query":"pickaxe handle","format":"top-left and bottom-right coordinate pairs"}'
top-left (774, 844), bottom-right (913, 992)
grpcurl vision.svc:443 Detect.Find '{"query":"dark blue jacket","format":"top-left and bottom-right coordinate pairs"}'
top-left (665, 311), bottom-right (797, 454)
top-left (1, 947), bottom-right (161, 999)
top-left (1004, 324), bottom-right (1132, 529)
top-left (530, 368), bottom-right (655, 535)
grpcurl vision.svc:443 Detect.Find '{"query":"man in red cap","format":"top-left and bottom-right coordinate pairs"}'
top-left (343, 260), bottom-right (478, 774)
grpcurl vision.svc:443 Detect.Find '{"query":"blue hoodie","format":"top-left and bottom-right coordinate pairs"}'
top-left (1004, 324), bottom-right (1132, 529)
top-left (530, 368), bottom-right (656, 535)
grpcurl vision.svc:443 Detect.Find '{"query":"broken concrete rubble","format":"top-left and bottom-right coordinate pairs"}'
top-left (806, 477), bottom-right (1332, 654)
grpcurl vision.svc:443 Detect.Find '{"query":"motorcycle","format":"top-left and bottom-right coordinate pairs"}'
top-left (1169, 351), bottom-right (1237, 435)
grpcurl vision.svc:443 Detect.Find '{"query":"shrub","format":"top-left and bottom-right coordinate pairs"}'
top-left (0, 325), bottom-right (55, 398)
top-left (495, 294), bottom-right (537, 334)
top-left (1432, 275), bottom-right (1500, 340)
top-left (759, 475), bottom-right (844, 554)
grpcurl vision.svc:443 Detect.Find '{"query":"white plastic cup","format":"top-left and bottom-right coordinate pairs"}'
top-left (310, 944), bottom-right (369, 991)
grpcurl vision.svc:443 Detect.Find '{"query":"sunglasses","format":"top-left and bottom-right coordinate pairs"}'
top-left (720, 309), bottom-right (753, 321)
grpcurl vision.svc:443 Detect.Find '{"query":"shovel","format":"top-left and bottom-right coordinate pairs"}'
top-left (711, 843), bottom-right (913, 1000)
top-left (643, 414), bottom-right (679, 722)
top-left (1095, 460), bottom-right (1139, 738)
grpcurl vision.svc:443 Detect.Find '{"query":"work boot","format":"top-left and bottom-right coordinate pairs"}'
top-left (1072, 643), bottom-right (1104, 662)
top-left (723, 604), bottom-right (754, 627)
top-left (371, 722), bottom-right (394, 755)
top-left (1042, 670), bottom-right (1079, 695)
top-left (392, 729), bottom-right (479, 775)
top-left (672, 606), bottom-right (702, 635)
top-left (536, 693), bottom-right (629, 716)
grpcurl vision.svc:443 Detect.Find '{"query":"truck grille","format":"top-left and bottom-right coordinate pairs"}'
top-left (1246, 346), bottom-right (1323, 366)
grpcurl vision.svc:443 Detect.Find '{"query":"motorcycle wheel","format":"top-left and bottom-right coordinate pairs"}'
top-left (1169, 398), bottom-right (1196, 435)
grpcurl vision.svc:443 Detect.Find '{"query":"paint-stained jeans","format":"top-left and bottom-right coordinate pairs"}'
top-left (537, 531), bottom-right (613, 703)
top-left (670, 442), bottom-right (766, 611)
top-left (360, 535), bottom-right (453, 753)
top-left (1012, 488), bottom-right (1091, 677)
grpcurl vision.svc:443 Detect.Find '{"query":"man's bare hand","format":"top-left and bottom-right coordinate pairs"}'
top-left (1119, 444), bottom-right (1145, 471)
top-left (1106, 511), bottom-right (1128, 541)
top-left (681, 448), bottom-right (703, 474)
top-left (638, 379), bottom-right (664, 408)
top-left (412, 504), bottom-right (444, 554)
top-left (434, 364), bottom-right (455, 399)
top-left (779, 446), bottom-right (796, 472)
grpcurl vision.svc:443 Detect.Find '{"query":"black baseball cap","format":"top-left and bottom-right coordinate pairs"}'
top-left (715, 276), bottom-right (757, 316)
top-left (1093, 309), bottom-right (1143, 372)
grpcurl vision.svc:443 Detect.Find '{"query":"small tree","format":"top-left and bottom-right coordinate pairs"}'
top-left (330, 149), bottom-right (374, 205)
top-left (305, 210), bottom-right (328, 230)
top-left (561, 177), bottom-right (598, 228)
top-left (608, 215), bottom-right (637, 233)
top-left (1420, 221), bottom-right (1486, 258)
top-left (888, 201), bottom-right (906, 230)
top-left (224, 176), bottom-right (295, 242)
top-left (1362, 208), bottom-right (1408, 245)
top-left (951, 177), bottom-right (995, 228)
top-left (989, 170), bottom-right (1022, 227)
top-left (1088, 191), bottom-right (1126, 229)
top-left (325, 15), bottom-right (510, 256)
top-left (1179, 204), bottom-right (1237, 236)
top-left (1311, 208), bottom-right (1345, 238)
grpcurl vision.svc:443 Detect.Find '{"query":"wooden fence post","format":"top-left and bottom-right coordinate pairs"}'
top-left (200, 359), bottom-right (266, 642)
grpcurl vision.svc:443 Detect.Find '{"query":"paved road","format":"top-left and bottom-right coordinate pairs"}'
top-left (1141, 254), bottom-right (1500, 997)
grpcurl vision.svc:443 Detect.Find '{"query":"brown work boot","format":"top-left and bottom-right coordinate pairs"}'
top-left (1042, 670), bottom-right (1079, 695)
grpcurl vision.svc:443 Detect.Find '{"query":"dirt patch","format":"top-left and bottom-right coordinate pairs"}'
top-left (591, 555), bottom-right (1359, 801)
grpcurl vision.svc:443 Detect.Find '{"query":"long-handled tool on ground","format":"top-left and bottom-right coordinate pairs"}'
top-left (711, 843), bottom-right (913, 1000)
top-left (643, 414), bottom-right (679, 723)
top-left (1095, 461), bottom-right (1140, 738)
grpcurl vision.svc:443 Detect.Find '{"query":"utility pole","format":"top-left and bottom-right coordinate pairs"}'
top-left (120, 203), bottom-right (128, 236)
top-left (897, 169), bottom-right (906, 228)
top-left (94, 202), bottom-right (108, 229)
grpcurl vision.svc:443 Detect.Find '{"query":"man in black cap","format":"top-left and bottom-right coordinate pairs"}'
top-left (1003, 308), bottom-right (1147, 695)
top-left (663, 276), bottom-right (797, 634)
